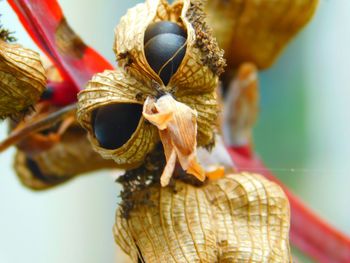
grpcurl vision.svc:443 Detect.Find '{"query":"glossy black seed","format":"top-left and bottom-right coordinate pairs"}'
top-left (26, 157), bottom-right (64, 183)
top-left (41, 85), bottom-right (54, 100)
top-left (92, 103), bottom-right (143, 150)
top-left (26, 158), bottom-right (45, 180)
top-left (145, 33), bottom-right (186, 85)
top-left (144, 21), bottom-right (186, 44)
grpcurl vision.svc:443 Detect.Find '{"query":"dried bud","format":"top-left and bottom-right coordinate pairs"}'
top-left (0, 41), bottom-right (46, 119)
top-left (114, 173), bottom-right (292, 262)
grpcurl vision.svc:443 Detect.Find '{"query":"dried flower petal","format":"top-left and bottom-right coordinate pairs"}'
top-left (114, 173), bottom-right (292, 262)
top-left (0, 40), bottom-right (46, 119)
top-left (143, 95), bottom-right (205, 186)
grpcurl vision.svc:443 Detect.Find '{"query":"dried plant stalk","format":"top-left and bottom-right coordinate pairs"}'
top-left (205, 0), bottom-right (319, 70)
top-left (114, 173), bottom-right (291, 262)
top-left (0, 40), bottom-right (46, 119)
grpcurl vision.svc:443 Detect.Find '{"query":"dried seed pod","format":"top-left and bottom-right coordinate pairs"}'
top-left (78, 0), bottom-right (225, 171)
top-left (0, 40), bottom-right (46, 119)
top-left (14, 122), bottom-right (116, 190)
top-left (0, 63), bottom-right (116, 190)
top-left (204, 0), bottom-right (319, 70)
top-left (114, 173), bottom-right (292, 262)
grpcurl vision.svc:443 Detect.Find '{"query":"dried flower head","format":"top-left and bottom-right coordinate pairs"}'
top-left (77, 0), bottom-right (225, 184)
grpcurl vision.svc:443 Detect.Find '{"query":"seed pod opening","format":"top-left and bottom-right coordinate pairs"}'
top-left (92, 103), bottom-right (143, 150)
top-left (78, 70), bottom-right (159, 169)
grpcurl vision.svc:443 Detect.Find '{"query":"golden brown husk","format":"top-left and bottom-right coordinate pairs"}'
top-left (205, 0), bottom-right (319, 70)
top-left (114, 172), bottom-right (292, 262)
top-left (0, 40), bottom-right (46, 119)
top-left (78, 0), bottom-right (224, 169)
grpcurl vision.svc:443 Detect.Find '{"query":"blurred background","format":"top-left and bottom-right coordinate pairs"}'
top-left (0, 0), bottom-right (349, 262)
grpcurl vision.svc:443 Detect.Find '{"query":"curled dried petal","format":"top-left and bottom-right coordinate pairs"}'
top-left (143, 94), bottom-right (205, 186)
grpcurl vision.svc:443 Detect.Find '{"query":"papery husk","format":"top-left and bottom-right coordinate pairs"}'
top-left (14, 123), bottom-right (116, 190)
top-left (78, 0), bottom-right (224, 169)
top-left (0, 40), bottom-right (46, 119)
top-left (77, 69), bottom-right (159, 169)
top-left (204, 0), bottom-right (319, 71)
top-left (114, 0), bottom-right (225, 95)
top-left (114, 172), bottom-right (292, 262)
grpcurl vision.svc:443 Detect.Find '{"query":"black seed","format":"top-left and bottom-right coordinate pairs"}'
top-left (41, 85), bottom-right (54, 100)
top-left (145, 33), bottom-right (186, 85)
top-left (26, 157), bottom-right (67, 183)
top-left (26, 158), bottom-right (45, 180)
top-left (144, 21), bottom-right (186, 44)
top-left (92, 103), bottom-right (143, 150)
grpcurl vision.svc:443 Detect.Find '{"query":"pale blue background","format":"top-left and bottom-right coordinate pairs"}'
top-left (0, 1), bottom-right (349, 262)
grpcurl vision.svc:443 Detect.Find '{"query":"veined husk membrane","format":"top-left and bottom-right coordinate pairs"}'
top-left (114, 173), bottom-right (291, 262)
top-left (0, 40), bottom-right (46, 119)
